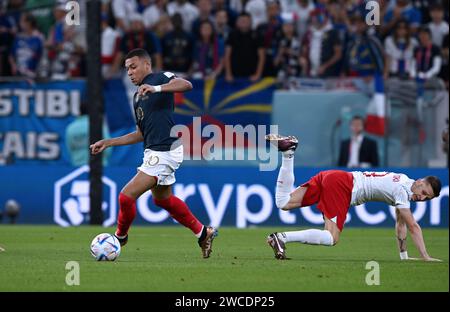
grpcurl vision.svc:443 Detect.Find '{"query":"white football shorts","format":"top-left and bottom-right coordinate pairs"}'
top-left (137, 145), bottom-right (183, 185)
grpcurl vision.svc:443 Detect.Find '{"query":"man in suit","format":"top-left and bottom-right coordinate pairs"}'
top-left (338, 115), bottom-right (379, 168)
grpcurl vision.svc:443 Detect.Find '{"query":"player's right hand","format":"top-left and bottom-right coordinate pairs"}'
top-left (138, 84), bottom-right (154, 95)
top-left (90, 140), bottom-right (108, 155)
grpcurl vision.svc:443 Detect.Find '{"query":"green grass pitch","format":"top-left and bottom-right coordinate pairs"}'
top-left (0, 225), bottom-right (447, 291)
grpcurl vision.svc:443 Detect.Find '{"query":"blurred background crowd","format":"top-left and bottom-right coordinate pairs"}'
top-left (0, 0), bottom-right (448, 88)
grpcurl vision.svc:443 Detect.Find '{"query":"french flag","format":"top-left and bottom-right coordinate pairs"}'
top-left (365, 74), bottom-right (386, 136)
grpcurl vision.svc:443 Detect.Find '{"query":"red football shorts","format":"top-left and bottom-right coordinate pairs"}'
top-left (300, 170), bottom-right (354, 231)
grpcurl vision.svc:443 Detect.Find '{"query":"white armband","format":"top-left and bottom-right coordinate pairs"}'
top-left (154, 85), bottom-right (162, 93)
top-left (400, 251), bottom-right (408, 260)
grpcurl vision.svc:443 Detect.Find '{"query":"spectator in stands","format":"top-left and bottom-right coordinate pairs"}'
top-left (229, 0), bottom-right (246, 13)
top-left (214, 8), bottom-right (231, 42)
top-left (49, 24), bottom-right (84, 79)
top-left (166, 0), bottom-right (199, 32)
top-left (0, 5), bottom-right (16, 76)
top-left (153, 13), bottom-right (173, 39)
top-left (384, 19), bottom-right (418, 80)
top-left (245, 0), bottom-right (267, 30)
top-left (46, 3), bottom-right (84, 79)
top-left (439, 34), bottom-right (448, 88)
top-left (345, 0), bottom-right (379, 15)
top-left (65, 101), bottom-right (111, 167)
top-left (112, 0), bottom-right (138, 34)
top-left (142, 0), bottom-right (168, 31)
top-left (256, 0), bottom-right (283, 77)
top-left (338, 115), bottom-right (379, 168)
top-left (9, 13), bottom-right (44, 79)
top-left (190, 20), bottom-right (224, 80)
top-left (114, 13), bottom-right (162, 73)
top-left (46, 3), bottom-right (67, 51)
top-left (101, 13), bottom-right (121, 79)
top-left (71, 0), bottom-right (87, 56)
top-left (225, 12), bottom-right (265, 82)
top-left (410, 27), bottom-right (442, 81)
top-left (274, 12), bottom-right (307, 88)
top-left (328, 0), bottom-right (350, 44)
top-left (412, 0), bottom-right (434, 24)
top-left (161, 13), bottom-right (193, 74)
top-left (343, 13), bottom-right (384, 78)
top-left (191, 0), bottom-right (214, 39)
top-left (382, 0), bottom-right (422, 37)
top-left (5, 0), bottom-right (23, 28)
top-left (427, 4), bottom-right (449, 48)
top-left (302, 8), bottom-right (342, 77)
top-left (280, 0), bottom-right (315, 41)
top-left (212, 0), bottom-right (237, 29)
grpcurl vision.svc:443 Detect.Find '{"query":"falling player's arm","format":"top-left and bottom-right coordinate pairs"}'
top-left (90, 126), bottom-right (143, 155)
top-left (395, 208), bottom-right (408, 259)
top-left (396, 207), bottom-right (441, 261)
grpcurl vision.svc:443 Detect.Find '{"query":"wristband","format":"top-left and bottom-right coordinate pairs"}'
top-left (154, 85), bottom-right (162, 93)
top-left (400, 251), bottom-right (408, 260)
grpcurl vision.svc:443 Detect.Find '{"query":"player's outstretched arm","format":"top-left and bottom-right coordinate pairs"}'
top-left (138, 77), bottom-right (193, 95)
top-left (397, 208), bottom-right (442, 262)
top-left (395, 208), bottom-right (408, 260)
top-left (90, 126), bottom-right (143, 155)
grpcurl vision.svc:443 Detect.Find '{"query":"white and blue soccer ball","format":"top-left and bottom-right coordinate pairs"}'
top-left (90, 233), bottom-right (121, 261)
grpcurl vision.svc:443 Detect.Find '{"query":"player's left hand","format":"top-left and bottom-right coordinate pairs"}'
top-left (138, 84), bottom-right (155, 95)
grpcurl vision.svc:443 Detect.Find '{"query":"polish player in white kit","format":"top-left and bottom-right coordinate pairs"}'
top-left (265, 134), bottom-right (442, 262)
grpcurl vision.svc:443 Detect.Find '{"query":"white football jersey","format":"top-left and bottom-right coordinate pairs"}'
top-left (350, 171), bottom-right (415, 208)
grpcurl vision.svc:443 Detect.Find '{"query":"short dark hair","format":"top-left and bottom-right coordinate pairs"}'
top-left (352, 115), bottom-right (364, 122)
top-left (430, 4), bottom-right (443, 11)
top-left (171, 13), bottom-right (183, 29)
top-left (418, 26), bottom-right (431, 36)
top-left (124, 48), bottom-right (151, 62)
top-left (238, 12), bottom-right (251, 20)
top-left (424, 176), bottom-right (442, 197)
top-left (23, 13), bottom-right (37, 29)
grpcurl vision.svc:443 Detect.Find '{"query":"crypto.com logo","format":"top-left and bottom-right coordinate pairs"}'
top-left (65, 1), bottom-right (80, 26)
top-left (54, 165), bottom-right (116, 227)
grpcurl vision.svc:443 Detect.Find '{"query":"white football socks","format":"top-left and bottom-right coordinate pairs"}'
top-left (278, 229), bottom-right (334, 246)
top-left (194, 225), bottom-right (204, 238)
top-left (275, 154), bottom-right (295, 209)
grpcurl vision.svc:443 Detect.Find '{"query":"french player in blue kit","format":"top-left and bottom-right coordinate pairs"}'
top-left (90, 48), bottom-right (218, 258)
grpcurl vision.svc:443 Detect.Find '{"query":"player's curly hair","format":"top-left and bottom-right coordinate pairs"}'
top-left (424, 176), bottom-right (442, 198)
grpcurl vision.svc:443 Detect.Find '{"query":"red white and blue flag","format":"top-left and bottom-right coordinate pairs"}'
top-left (365, 74), bottom-right (386, 136)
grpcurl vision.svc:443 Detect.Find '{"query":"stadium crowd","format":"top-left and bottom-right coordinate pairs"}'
top-left (0, 0), bottom-right (448, 88)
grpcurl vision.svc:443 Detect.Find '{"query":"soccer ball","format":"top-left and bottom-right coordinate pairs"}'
top-left (90, 233), bottom-right (121, 261)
